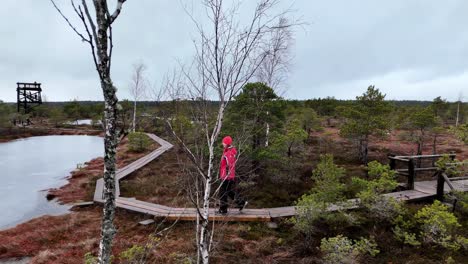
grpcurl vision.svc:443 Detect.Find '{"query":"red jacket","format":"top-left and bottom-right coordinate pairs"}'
top-left (220, 146), bottom-right (237, 180)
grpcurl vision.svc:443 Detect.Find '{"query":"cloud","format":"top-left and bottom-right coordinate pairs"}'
top-left (306, 68), bottom-right (468, 101)
top-left (0, 0), bottom-right (467, 102)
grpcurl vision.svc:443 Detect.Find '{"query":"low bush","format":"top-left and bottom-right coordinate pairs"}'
top-left (128, 132), bottom-right (151, 153)
top-left (320, 235), bottom-right (379, 264)
top-left (353, 161), bottom-right (402, 222)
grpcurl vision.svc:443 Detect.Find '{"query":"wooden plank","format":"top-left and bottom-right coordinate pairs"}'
top-left (268, 206), bottom-right (296, 217)
top-left (163, 208), bottom-right (270, 216)
top-left (164, 212), bottom-right (271, 222)
top-left (394, 154), bottom-right (456, 159)
top-left (94, 133), bottom-right (173, 204)
top-left (117, 202), bottom-right (163, 216)
top-left (115, 179), bottom-right (120, 197)
top-left (139, 219), bottom-right (155, 225)
top-left (389, 157), bottom-right (409, 162)
top-left (442, 173), bottom-right (455, 191)
top-left (71, 201), bottom-right (94, 208)
top-left (384, 190), bottom-right (433, 201)
top-left (116, 149), bottom-right (165, 180)
top-left (451, 179), bottom-right (468, 191)
top-left (397, 167), bottom-right (438, 172)
top-left (93, 178), bottom-right (104, 203)
top-left (414, 181), bottom-right (437, 194)
top-left (117, 197), bottom-right (173, 211)
top-left (448, 176), bottom-right (468, 181)
top-left (116, 199), bottom-right (170, 214)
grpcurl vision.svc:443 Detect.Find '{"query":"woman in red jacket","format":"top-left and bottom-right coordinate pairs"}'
top-left (218, 136), bottom-right (247, 215)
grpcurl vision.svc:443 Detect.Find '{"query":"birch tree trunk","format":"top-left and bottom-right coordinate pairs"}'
top-left (199, 177), bottom-right (212, 263)
top-left (94, 2), bottom-right (120, 263)
top-left (199, 104), bottom-right (225, 264)
top-left (129, 63), bottom-right (147, 133)
top-left (132, 100), bottom-right (137, 132)
top-left (169, 1), bottom-right (297, 262)
top-left (99, 79), bottom-right (119, 264)
top-left (51, 1), bottom-right (129, 262)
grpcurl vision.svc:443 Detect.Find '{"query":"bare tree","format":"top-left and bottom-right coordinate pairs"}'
top-left (166, 1), bottom-right (297, 263)
top-left (50, 0), bottom-right (129, 262)
top-left (129, 62), bottom-right (148, 132)
top-left (256, 17), bottom-right (293, 146)
top-left (256, 17), bottom-right (293, 93)
top-left (456, 92), bottom-right (463, 127)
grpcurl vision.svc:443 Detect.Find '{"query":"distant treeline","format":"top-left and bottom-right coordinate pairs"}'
top-left (1, 96), bottom-right (466, 130)
top-left (0, 99), bottom-right (438, 109)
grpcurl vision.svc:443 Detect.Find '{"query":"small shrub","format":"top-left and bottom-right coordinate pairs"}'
top-left (293, 155), bottom-right (352, 236)
top-left (84, 252), bottom-right (97, 264)
top-left (415, 200), bottom-right (463, 250)
top-left (452, 191), bottom-right (468, 216)
top-left (393, 225), bottom-right (421, 246)
top-left (353, 161), bottom-right (402, 222)
top-left (446, 256), bottom-right (456, 264)
top-left (128, 132), bottom-right (151, 153)
top-left (119, 245), bottom-right (146, 264)
top-left (320, 235), bottom-right (379, 264)
top-left (168, 252), bottom-right (193, 264)
top-left (435, 155), bottom-right (464, 176)
top-left (450, 124), bottom-right (468, 144)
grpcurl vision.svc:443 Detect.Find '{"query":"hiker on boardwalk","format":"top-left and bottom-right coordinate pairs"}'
top-left (217, 136), bottom-right (247, 215)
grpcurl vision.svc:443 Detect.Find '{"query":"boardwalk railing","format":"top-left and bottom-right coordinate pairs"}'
top-left (436, 167), bottom-right (468, 201)
top-left (388, 153), bottom-right (456, 190)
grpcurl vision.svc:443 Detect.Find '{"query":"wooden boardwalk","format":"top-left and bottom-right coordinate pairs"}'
top-left (93, 134), bottom-right (468, 222)
top-left (384, 180), bottom-right (467, 201)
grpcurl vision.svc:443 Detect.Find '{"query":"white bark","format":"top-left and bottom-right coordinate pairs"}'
top-left (51, 1), bottom-right (128, 263)
top-left (456, 92), bottom-right (463, 127)
top-left (265, 113), bottom-right (270, 147)
top-left (129, 63), bottom-right (147, 132)
top-left (174, 1), bottom-right (297, 263)
top-left (256, 17), bottom-right (293, 95)
top-left (133, 100), bottom-right (137, 132)
top-left (256, 18), bottom-right (293, 147)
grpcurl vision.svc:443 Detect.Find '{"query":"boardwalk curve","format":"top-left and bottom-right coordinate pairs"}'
top-left (93, 134), bottom-right (468, 222)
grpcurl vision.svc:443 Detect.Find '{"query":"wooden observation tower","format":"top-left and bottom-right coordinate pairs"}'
top-left (17, 82), bottom-right (43, 113)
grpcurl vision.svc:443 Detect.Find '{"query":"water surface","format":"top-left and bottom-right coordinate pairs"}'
top-left (0, 135), bottom-right (103, 230)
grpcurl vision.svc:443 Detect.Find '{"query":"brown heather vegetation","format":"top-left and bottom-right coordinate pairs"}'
top-left (1, 125), bottom-right (467, 263)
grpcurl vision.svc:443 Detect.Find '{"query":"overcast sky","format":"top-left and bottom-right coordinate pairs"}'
top-left (1, 0), bottom-right (467, 102)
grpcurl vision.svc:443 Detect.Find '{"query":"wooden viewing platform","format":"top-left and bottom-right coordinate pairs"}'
top-left (93, 135), bottom-right (468, 222)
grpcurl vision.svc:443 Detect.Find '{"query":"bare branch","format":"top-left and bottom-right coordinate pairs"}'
top-left (109, 0), bottom-right (127, 24)
top-left (79, 1), bottom-right (101, 76)
top-left (81, 0), bottom-right (98, 44)
top-left (50, 0), bottom-right (90, 43)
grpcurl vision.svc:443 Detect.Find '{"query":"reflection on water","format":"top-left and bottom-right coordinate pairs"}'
top-left (66, 119), bottom-right (101, 125)
top-left (0, 135), bottom-right (103, 230)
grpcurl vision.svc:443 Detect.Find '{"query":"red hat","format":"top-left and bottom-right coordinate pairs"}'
top-left (222, 136), bottom-right (232, 146)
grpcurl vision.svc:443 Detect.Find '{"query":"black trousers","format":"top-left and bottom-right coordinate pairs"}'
top-left (219, 180), bottom-right (244, 212)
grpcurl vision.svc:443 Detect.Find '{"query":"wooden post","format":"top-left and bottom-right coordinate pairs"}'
top-left (408, 158), bottom-right (415, 190)
top-left (389, 154), bottom-right (396, 170)
top-left (16, 83), bottom-right (20, 113)
top-left (449, 152), bottom-right (456, 161)
top-left (436, 172), bottom-right (445, 201)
